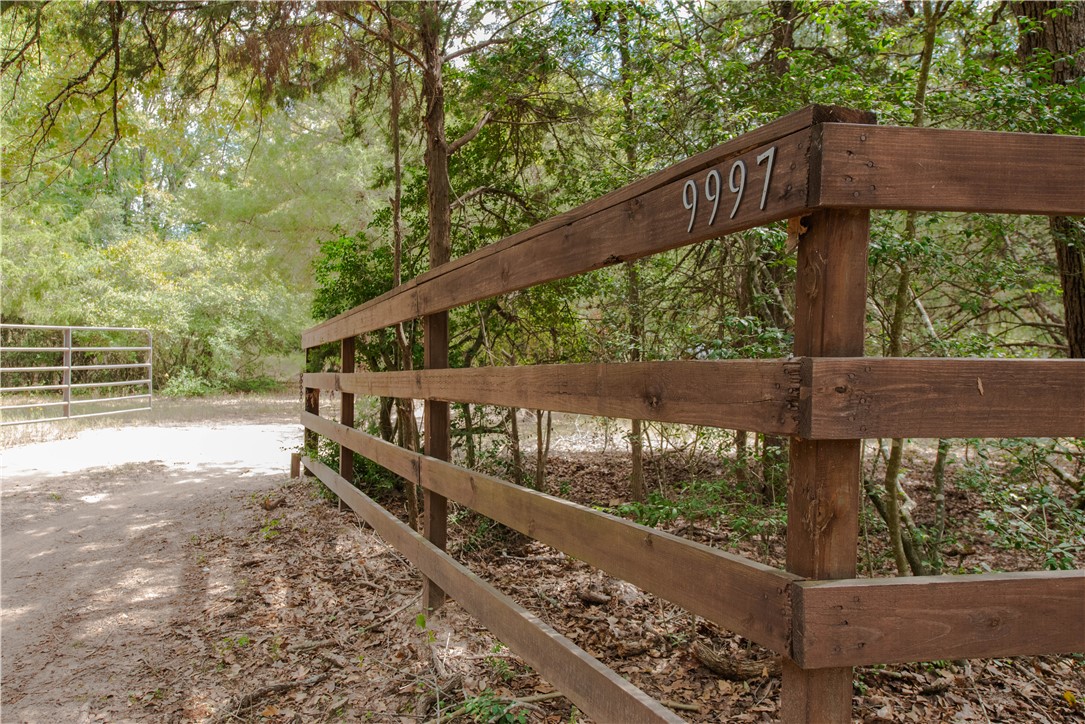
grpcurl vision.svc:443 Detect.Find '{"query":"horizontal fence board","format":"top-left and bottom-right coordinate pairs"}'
top-left (302, 412), bottom-right (797, 652)
top-left (302, 111), bottom-right (863, 348)
top-left (305, 359), bottom-right (800, 433)
top-left (417, 456), bottom-right (796, 653)
top-left (303, 412), bottom-right (418, 482)
top-left (815, 125), bottom-right (1085, 216)
top-left (792, 571), bottom-right (1085, 668)
top-left (301, 456), bottom-right (683, 723)
top-left (801, 358), bottom-right (1085, 439)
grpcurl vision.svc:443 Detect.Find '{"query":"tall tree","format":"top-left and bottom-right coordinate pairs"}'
top-left (1012, 1), bottom-right (1085, 358)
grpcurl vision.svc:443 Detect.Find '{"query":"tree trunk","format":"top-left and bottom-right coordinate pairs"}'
top-left (929, 438), bottom-right (950, 574)
top-left (419, 0), bottom-right (450, 611)
top-left (761, 435), bottom-right (786, 502)
top-left (509, 408), bottom-right (523, 485)
top-left (879, 1), bottom-right (948, 577)
top-left (387, 5), bottom-right (420, 455)
top-left (618, 9), bottom-right (646, 503)
top-left (882, 438), bottom-right (911, 575)
top-left (535, 409), bottom-right (547, 491)
top-left (735, 430), bottom-right (749, 482)
top-left (461, 403), bottom-right (476, 468)
top-left (766, 1), bottom-right (796, 76)
top-left (1051, 202), bottom-right (1085, 357)
top-left (1013, 1), bottom-right (1085, 357)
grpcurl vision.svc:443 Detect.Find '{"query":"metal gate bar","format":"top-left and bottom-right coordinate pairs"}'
top-left (0, 324), bottom-right (153, 426)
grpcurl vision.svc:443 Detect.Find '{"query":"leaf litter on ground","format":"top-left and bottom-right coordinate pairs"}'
top-left (128, 451), bottom-right (1083, 723)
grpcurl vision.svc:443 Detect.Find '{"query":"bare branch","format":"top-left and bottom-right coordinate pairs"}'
top-left (452, 185), bottom-right (539, 223)
top-left (441, 2), bottom-right (555, 63)
top-left (1, 0), bottom-right (50, 75)
top-left (442, 36), bottom-right (511, 63)
top-left (336, 3), bottom-right (424, 69)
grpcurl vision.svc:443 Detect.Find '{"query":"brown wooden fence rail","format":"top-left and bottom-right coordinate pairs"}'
top-left (298, 104), bottom-right (1085, 722)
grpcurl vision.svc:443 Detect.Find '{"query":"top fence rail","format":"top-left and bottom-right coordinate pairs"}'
top-left (302, 104), bottom-right (1085, 349)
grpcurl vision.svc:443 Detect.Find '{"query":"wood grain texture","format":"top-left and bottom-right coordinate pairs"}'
top-left (301, 456), bottom-right (682, 723)
top-left (304, 106), bottom-right (872, 349)
top-left (304, 359), bottom-right (801, 434)
top-left (423, 310), bottom-right (450, 612)
top-left (815, 124), bottom-right (1085, 216)
top-left (301, 412), bottom-right (797, 652)
top-left (303, 349), bottom-right (320, 456)
top-left (339, 337), bottom-right (355, 484)
top-left (792, 571), bottom-right (1085, 668)
top-left (787, 210), bottom-right (869, 581)
top-left (303, 412), bottom-right (418, 482)
top-left (417, 456), bottom-right (796, 654)
top-left (302, 127), bottom-right (817, 348)
top-left (783, 208), bottom-right (871, 723)
top-left (800, 357), bottom-right (1085, 439)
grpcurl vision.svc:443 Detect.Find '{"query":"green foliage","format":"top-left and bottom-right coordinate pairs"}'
top-left (4, 0), bottom-right (1081, 584)
top-left (312, 231), bottom-right (396, 320)
top-left (614, 491), bottom-right (681, 528)
top-left (960, 440), bottom-right (1085, 570)
top-left (260, 517), bottom-right (282, 541)
top-left (463, 689), bottom-right (527, 724)
top-left (311, 229), bottom-right (422, 374)
top-left (614, 476), bottom-right (786, 548)
top-left (222, 376), bottom-right (285, 394)
top-left (159, 369), bottom-right (220, 398)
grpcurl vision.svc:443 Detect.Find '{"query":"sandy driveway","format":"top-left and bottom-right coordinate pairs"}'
top-left (1, 422), bottom-right (300, 722)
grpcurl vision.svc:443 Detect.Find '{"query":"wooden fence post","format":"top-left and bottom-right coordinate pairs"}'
top-left (304, 348), bottom-right (320, 465)
top-left (423, 310), bottom-right (450, 612)
top-left (340, 337), bottom-right (355, 483)
top-left (783, 208), bottom-right (870, 722)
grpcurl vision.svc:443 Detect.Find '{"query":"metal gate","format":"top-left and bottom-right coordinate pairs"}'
top-left (0, 324), bottom-right (153, 426)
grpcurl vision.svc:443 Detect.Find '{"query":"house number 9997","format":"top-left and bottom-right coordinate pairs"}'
top-left (682, 146), bottom-right (776, 233)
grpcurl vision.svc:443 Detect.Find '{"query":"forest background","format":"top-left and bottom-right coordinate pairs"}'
top-left (2, 1), bottom-right (1082, 577)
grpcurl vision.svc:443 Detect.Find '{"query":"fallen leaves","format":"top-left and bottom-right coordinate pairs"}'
top-left (117, 461), bottom-right (1085, 724)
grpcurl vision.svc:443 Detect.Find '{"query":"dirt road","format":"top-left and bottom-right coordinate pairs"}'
top-left (1, 422), bottom-right (300, 722)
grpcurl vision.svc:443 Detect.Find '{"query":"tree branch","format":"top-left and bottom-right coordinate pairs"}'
top-left (451, 185), bottom-right (539, 223)
top-left (441, 1), bottom-right (554, 63)
top-left (442, 36), bottom-right (510, 63)
top-left (447, 110), bottom-right (493, 155)
top-left (334, 5), bottom-right (425, 69)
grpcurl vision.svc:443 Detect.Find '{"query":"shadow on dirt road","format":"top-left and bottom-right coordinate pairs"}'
top-left (1, 423), bottom-right (300, 722)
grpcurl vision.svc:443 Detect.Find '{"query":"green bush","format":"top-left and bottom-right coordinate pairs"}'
top-left (222, 376), bottom-right (285, 394)
top-left (159, 368), bottom-right (221, 398)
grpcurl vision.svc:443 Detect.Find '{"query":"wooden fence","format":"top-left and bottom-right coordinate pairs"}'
top-left (298, 105), bottom-right (1085, 722)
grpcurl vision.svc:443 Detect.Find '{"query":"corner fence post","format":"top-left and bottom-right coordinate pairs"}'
top-left (340, 337), bottom-right (355, 486)
top-left (783, 208), bottom-right (870, 722)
